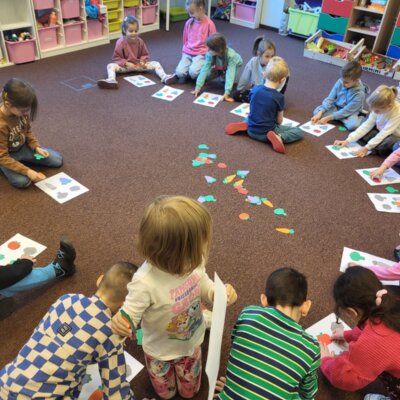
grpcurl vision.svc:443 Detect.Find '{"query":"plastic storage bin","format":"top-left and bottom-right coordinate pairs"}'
top-left (103, 0), bottom-right (119, 10)
top-left (64, 21), bottom-right (83, 44)
top-left (124, 7), bottom-right (137, 16)
top-left (392, 27), bottom-right (400, 47)
top-left (6, 38), bottom-right (36, 64)
top-left (125, 0), bottom-right (140, 6)
top-left (38, 26), bottom-right (58, 50)
top-left (234, 2), bottom-right (256, 22)
top-left (160, 7), bottom-right (187, 21)
top-left (321, 0), bottom-right (352, 18)
top-left (33, 0), bottom-right (55, 9)
top-left (109, 19), bottom-right (122, 32)
top-left (108, 9), bottom-right (121, 20)
top-left (61, 0), bottom-right (80, 19)
top-left (142, 5), bottom-right (157, 25)
top-left (87, 19), bottom-right (103, 40)
top-left (387, 44), bottom-right (400, 60)
top-left (288, 8), bottom-right (319, 36)
top-left (318, 13), bottom-right (348, 35)
top-left (321, 30), bottom-right (344, 42)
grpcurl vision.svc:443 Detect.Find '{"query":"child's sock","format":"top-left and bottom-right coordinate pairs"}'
top-left (267, 131), bottom-right (285, 154)
top-left (52, 239), bottom-right (76, 278)
top-left (224, 121), bottom-right (248, 135)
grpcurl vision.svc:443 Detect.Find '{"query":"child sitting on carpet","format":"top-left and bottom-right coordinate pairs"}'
top-left (320, 267), bottom-right (400, 400)
top-left (311, 60), bottom-right (367, 131)
top-left (111, 195), bottom-right (237, 399)
top-left (334, 85), bottom-right (400, 157)
top-left (214, 267), bottom-right (320, 400)
top-left (370, 142), bottom-right (400, 180)
top-left (0, 262), bottom-right (142, 400)
top-left (170, 0), bottom-right (216, 83)
top-left (224, 56), bottom-right (303, 154)
top-left (97, 16), bottom-right (175, 89)
top-left (0, 78), bottom-right (63, 188)
top-left (233, 36), bottom-right (288, 103)
top-left (193, 33), bottom-right (242, 102)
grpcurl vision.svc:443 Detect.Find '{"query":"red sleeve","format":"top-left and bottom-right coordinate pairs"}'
top-left (112, 38), bottom-right (127, 67)
top-left (344, 326), bottom-right (362, 343)
top-left (208, 18), bottom-right (217, 35)
top-left (139, 40), bottom-right (150, 62)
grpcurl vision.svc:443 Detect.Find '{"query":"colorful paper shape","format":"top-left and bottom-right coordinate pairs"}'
top-left (197, 195), bottom-right (216, 203)
top-left (239, 213), bottom-right (250, 220)
top-left (230, 103), bottom-right (250, 118)
top-left (275, 228), bottom-right (294, 235)
top-left (223, 175), bottom-right (236, 184)
top-left (300, 121), bottom-right (335, 137)
top-left (0, 234), bottom-right (46, 266)
top-left (356, 168), bottom-right (400, 186)
top-left (273, 208), bottom-right (287, 216)
top-left (152, 86), bottom-right (184, 102)
top-left (198, 144), bottom-right (209, 149)
top-left (194, 92), bottom-right (224, 108)
top-left (124, 75), bottom-right (156, 87)
top-left (236, 170), bottom-right (249, 179)
top-left (205, 176), bottom-right (217, 184)
top-left (217, 163), bottom-right (227, 169)
top-left (367, 193), bottom-right (400, 213)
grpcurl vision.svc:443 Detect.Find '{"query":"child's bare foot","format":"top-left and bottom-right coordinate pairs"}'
top-left (267, 131), bottom-right (285, 153)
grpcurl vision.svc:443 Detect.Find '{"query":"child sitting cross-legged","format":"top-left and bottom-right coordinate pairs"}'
top-left (225, 56), bottom-right (303, 154)
top-left (0, 262), bottom-right (152, 400)
top-left (214, 267), bottom-right (320, 400)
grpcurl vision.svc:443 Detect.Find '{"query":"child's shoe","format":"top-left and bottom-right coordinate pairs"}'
top-left (0, 295), bottom-right (15, 321)
top-left (97, 79), bottom-right (119, 89)
top-left (364, 395), bottom-right (390, 400)
top-left (52, 239), bottom-right (76, 278)
top-left (224, 121), bottom-right (248, 135)
top-left (162, 74), bottom-right (177, 85)
top-left (267, 131), bottom-right (285, 154)
top-left (394, 245), bottom-right (400, 262)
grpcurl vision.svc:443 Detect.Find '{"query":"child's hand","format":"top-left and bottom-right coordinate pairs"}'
top-left (333, 139), bottom-right (349, 148)
top-left (111, 312), bottom-right (135, 339)
top-left (20, 254), bottom-right (36, 263)
top-left (126, 61), bottom-right (139, 70)
top-left (35, 147), bottom-right (49, 157)
top-left (347, 262), bottom-right (359, 268)
top-left (319, 115), bottom-right (332, 124)
top-left (355, 147), bottom-right (369, 157)
top-left (213, 376), bottom-right (226, 398)
top-left (225, 283), bottom-right (237, 305)
top-left (331, 327), bottom-right (345, 342)
top-left (223, 94), bottom-right (234, 102)
top-left (311, 111), bottom-right (323, 124)
top-left (27, 169), bottom-right (46, 182)
top-left (370, 165), bottom-right (387, 180)
top-left (320, 343), bottom-right (335, 358)
top-left (192, 89), bottom-right (201, 97)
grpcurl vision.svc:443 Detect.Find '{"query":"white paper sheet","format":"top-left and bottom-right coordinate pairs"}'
top-left (326, 142), bottom-right (367, 159)
top-left (124, 75), bottom-right (156, 87)
top-left (152, 86), bottom-right (184, 101)
top-left (367, 193), bottom-right (400, 213)
top-left (0, 233), bottom-right (46, 265)
top-left (356, 168), bottom-right (400, 186)
top-left (194, 92), bottom-right (224, 108)
top-left (300, 121), bottom-right (335, 136)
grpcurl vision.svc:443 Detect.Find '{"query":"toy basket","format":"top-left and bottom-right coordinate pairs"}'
top-left (6, 38), bottom-right (36, 64)
top-left (87, 19), bottom-right (103, 40)
top-left (38, 26), bottom-right (58, 50)
top-left (64, 21), bottom-right (83, 45)
top-left (233, 2), bottom-right (256, 22)
top-left (288, 8), bottom-right (319, 37)
top-left (142, 5), bottom-right (157, 25)
top-left (33, 0), bottom-right (55, 9)
top-left (61, 0), bottom-right (80, 19)
top-left (124, 7), bottom-right (138, 17)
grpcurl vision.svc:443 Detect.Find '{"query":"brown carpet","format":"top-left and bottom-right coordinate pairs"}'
top-left (0, 19), bottom-right (397, 400)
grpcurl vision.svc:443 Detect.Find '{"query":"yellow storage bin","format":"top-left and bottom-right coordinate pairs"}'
top-left (108, 9), bottom-right (121, 20)
top-left (124, 0), bottom-right (139, 6)
top-left (104, 0), bottom-right (119, 10)
top-left (109, 19), bottom-right (122, 32)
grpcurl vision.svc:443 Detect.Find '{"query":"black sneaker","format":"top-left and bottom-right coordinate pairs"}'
top-left (52, 239), bottom-right (76, 278)
top-left (0, 295), bottom-right (16, 320)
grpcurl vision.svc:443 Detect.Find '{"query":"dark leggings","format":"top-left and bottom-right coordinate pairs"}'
top-left (0, 259), bottom-right (33, 290)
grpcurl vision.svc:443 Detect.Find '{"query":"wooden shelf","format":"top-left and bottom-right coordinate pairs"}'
top-left (353, 6), bottom-right (384, 15)
top-left (348, 27), bottom-right (379, 37)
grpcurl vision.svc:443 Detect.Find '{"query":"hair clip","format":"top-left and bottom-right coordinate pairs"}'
top-left (375, 289), bottom-right (388, 306)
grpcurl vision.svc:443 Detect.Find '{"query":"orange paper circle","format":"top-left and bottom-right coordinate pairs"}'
top-left (239, 213), bottom-right (250, 220)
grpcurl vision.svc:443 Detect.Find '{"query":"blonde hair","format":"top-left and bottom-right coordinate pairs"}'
top-left (138, 196), bottom-right (212, 276)
top-left (367, 85), bottom-right (398, 109)
top-left (265, 56), bottom-right (289, 83)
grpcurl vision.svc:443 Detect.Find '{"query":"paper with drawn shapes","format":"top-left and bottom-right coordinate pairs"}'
top-left (300, 121), bottom-right (335, 136)
top-left (281, 117), bottom-right (300, 127)
top-left (367, 193), bottom-right (400, 214)
top-left (326, 142), bottom-right (369, 159)
top-left (230, 103), bottom-right (250, 118)
top-left (124, 75), bottom-right (156, 87)
top-left (306, 313), bottom-right (350, 356)
top-left (79, 351), bottom-right (144, 399)
top-left (35, 172), bottom-right (89, 204)
top-left (356, 167), bottom-right (400, 186)
top-left (194, 92), bottom-right (224, 108)
top-left (152, 86), bottom-right (184, 101)
top-left (340, 247), bottom-right (398, 286)
top-left (0, 233), bottom-right (46, 266)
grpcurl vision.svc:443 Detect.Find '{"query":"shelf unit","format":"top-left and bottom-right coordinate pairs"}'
top-left (230, 0), bottom-right (263, 29)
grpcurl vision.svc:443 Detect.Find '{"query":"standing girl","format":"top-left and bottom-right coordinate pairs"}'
top-left (112, 196), bottom-right (237, 399)
top-left (97, 16), bottom-right (174, 89)
top-left (334, 85), bottom-right (400, 157)
top-left (320, 267), bottom-right (400, 400)
top-left (194, 33), bottom-right (242, 102)
top-left (233, 36), bottom-right (288, 103)
top-left (0, 78), bottom-right (63, 188)
top-left (173, 0), bottom-right (216, 83)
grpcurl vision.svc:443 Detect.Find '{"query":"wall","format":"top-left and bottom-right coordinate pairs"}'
top-left (260, 0), bottom-right (284, 28)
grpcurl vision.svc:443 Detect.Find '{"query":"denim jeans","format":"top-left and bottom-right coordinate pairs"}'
top-left (248, 124), bottom-right (303, 144)
top-left (313, 105), bottom-right (363, 131)
top-left (175, 54), bottom-right (205, 80)
top-left (0, 144), bottom-right (63, 188)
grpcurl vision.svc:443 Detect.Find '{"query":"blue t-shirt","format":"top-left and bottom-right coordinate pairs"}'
top-left (248, 85), bottom-right (284, 135)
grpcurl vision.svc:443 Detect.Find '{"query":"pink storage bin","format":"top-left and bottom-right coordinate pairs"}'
top-left (61, 0), bottom-right (80, 19)
top-left (38, 26), bottom-right (58, 50)
top-left (87, 19), bottom-right (103, 40)
top-left (234, 2), bottom-right (256, 22)
top-left (6, 39), bottom-right (36, 64)
top-left (142, 5), bottom-right (157, 25)
top-left (33, 0), bottom-right (55, 9)
top-left (124, 7), bottom-right (137, 17)
top-left (64, 21), bottom-right (83, 45)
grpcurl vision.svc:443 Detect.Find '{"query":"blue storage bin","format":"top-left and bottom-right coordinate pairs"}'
top-left (321, 30), bottom-right (344, 42)
top-left (387, 45), bottom-right (400, 60)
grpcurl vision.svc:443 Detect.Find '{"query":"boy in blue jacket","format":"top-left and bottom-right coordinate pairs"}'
top-left (311, 60), bottom-right (368, 130)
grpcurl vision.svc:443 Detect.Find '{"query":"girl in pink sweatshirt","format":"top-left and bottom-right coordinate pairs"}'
top-left (320, 267), bottom-right (400, 400)
top-left (370, 145), bottom-right (400, 180)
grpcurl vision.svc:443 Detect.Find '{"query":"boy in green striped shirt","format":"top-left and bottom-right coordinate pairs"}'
top-left (215, 267), bottom-right (320, 400)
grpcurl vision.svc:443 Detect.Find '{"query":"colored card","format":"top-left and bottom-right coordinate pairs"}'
top-left (79, 351), bottom-right (144, 399)
top-left (356, 168), bottom-right (400, 186)
top-left (206, 273), bottom-right (227, 400)
top-left (281, 117), bottom-right (300, 127)
top-left (326, 142), bottom-right (368, 159)
top-left (340, 247), bottom-right (398, 286)
top-left (0, 233), bottom-right (46, 265)
top-left (306, 314), bottom-right (350, 356)
top-left (35, 172), bottom-right (89, 204)
top-left (367, 193), bottom-right (400, 213)
top-left (230, 103), bottom-right (249, 118)
top-left (123, 75), bottom-right (156, 87)
top-left (194, 92), bottom-right (224, 108)
top-left (300, 121), bottom-right (335, 136)
top-left (152, 86), bottom-right (184, 101)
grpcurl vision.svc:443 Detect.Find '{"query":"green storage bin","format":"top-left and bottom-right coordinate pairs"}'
top-left (391, 27), bottom-right (400, 47)
top-left (160, 7), bottom-right (187, 22)
top-left (318, 13), bottom-right (348, 35)
top-left (125, 0), bottom-right (139, 6)
top-left (288, 8), bottom-right (319, 37)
